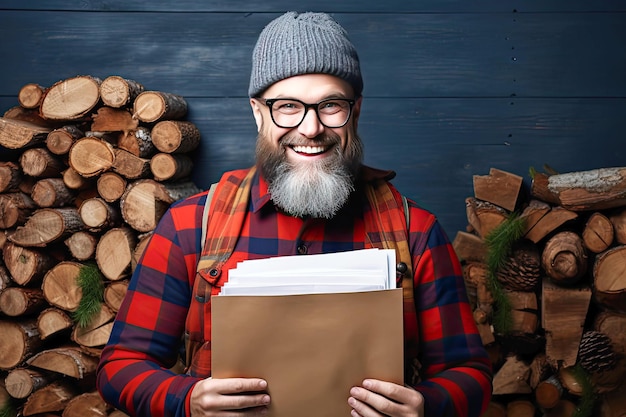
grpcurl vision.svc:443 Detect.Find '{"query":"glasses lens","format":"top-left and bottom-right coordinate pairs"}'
top-left (317, 99), bottom-right (352, 127)
top-left (268, 99), bottom-right (352, 128)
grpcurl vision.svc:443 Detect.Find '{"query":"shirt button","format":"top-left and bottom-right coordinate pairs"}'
top-left (209, 268), bottom-right (220, 277)
top-left (297, 244), bottom-right (308, 255)
top-left (396, 262), bottom-right (408, 275)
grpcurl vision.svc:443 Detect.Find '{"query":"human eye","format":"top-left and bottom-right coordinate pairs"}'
top-left (274, 100), bottom-right (302, 114)
top-left (319, 100), bottom-right (346, 114)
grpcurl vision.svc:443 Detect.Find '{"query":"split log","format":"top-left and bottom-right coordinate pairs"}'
top-left (68, 137), bottom-right (116, 178)
top-left (0, 319), bottom-right (43, 370)
top-left (0, 117), bottom-right (50, 149)
top-left (31, 177), bottom-right (76, 207)
top-left (534, 374), bottom-right (564, 409)
top-left (2, 241), bottom-right (56, 286)
top-left (598, 380), bottom-right (626, 417)
top-left (112, 148), bottom-right (151, 179)
top-left (506, 291), bottom-right (538, 334)
top-left (452, 231), bottom-right (487, 263)
top-left (21, 380), bottom-right (77, 416)
top-left (528, 352), bottom-right (551, 389)
top-left (593, 245), bottom-right (626, 312)
top-left (532, 168), bottom-right (626, 211)
top-left (541, 280), bottom-right (592, 367)
top-left (78, 197), bottom-right (121, 232)
top-left (0, 161), bottom-right (23, 193)
top-left (19, 147), bottom-right (66, 178)
top-left (492, 354), bottom-right (532, 395)
top-left (18, 83), bottom-right (46, 109)
top-left (63, 167), bottom-right (93, 190)
top-left (519, 199), bottom-right (550, 235)
top-left (609, 207), bottom-right (626, 245)
top-left (41, 261), bottom-right (84, 312)
top-left (62, 391), bottom-right (110, 417)
top-left (0, 287), bottom-right (47, 317)
top-left (506, 400), bottom-right (535, 417)
top-left (0, 264), bottom-right (11, 292)
top-left (473, 168), bottom-right (523, 212)
top-left (99, 75), bottom-right (144, 108)
top-left (150, 152), bottom-right (194, 181)
top-left (65, 231), bottom-right (98, 260)
top-left (72, 304), bottom-right (115, 348)
top-left (132, 232), bottom-right (152, 271)
top-left (541, 231), bottom-right (588, 285)
top-left (27, 345), bottom-right (100, 379)
top-left (582, 212), bottom-right (614, 253)
top-left (133, 91), bottom-right (187, 123)
top-left (480, 402), bottom-right (506, 417)
top-left (117, 126), bottom-right (154, 157)
top-left (8, 207), bottom-right (85, 247)
top-left (5, 367), bottom-right (59, 399)
top-left (37, 307), bottom-right (74, 340)
top-left (95, 227), bottom-right (137, 281)
top-left (3, 105), bottom-right (50, 127)
top-left (90, 106), bottom-right (138, 133)
top-left (593, 311), bottom-right (626, 355)
top-left (97, 171), bottom-right (127, 203)
top-left (104, 280), bottom-right (128, 312)
top-left (465, 197), bottom-right (508, 238)
top-left (0, 192), bottom-right (36, 229)
top-left (40, 75), bottom-right (102, 121)
top-left (151, 120), bottom-right (201, 154)
top-left (46, 125), bottom-right (84, 155)
top-left (543, 400), bottom-right (577, 417)
top-left (120, 179), bottom-right (200, 232)
top-left (524, 206), bottom-right (578, 244)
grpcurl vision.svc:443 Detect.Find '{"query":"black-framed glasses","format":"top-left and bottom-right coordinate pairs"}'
top-left (260, 98), bottom-right (356, 129)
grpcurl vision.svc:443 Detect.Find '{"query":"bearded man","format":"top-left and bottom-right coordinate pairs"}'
top-left (97, 11), bottom-right (492, 417)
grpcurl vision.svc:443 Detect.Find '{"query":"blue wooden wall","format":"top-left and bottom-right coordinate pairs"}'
top-left (1, 2), bottom-right (625, 235)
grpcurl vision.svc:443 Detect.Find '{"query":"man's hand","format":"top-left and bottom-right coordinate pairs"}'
top-left (348, 379), bottom-right (424, 417)
top-left (190, 377), bottom-right (270, 416)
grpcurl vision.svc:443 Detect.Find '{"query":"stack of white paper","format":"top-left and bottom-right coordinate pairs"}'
top-left (220, 248), bottom-right (396, 296)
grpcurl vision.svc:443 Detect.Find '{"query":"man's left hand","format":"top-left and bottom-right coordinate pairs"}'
top-left (348, 379), bottom-right (424, 417)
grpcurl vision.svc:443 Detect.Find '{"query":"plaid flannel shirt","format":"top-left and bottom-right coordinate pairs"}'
top-left (97, 167), bottom-right (492, 417)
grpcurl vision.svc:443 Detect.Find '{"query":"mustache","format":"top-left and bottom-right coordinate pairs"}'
top-left (279, 132), bottom-right (342, 148)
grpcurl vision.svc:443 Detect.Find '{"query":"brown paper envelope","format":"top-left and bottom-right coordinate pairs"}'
top-left (212, 289), bottom-right (404, 417)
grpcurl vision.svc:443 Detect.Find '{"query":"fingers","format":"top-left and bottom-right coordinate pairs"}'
top-left (348, 380), bottom-right (424, 417)
top-left (190, 378), bottom-right (270, 415)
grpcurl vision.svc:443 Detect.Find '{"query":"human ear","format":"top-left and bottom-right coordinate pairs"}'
top-left (250, 98), bottom-right (263, 132)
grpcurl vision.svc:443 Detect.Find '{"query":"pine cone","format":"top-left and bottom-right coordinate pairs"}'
top-left (497, 241), bottom-right (541, 291)
top-left (578, 330), bottom-right (618, 374)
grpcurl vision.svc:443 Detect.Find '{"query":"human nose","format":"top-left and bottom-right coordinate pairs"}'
top-left (297, 107), bottom-right (325, 138)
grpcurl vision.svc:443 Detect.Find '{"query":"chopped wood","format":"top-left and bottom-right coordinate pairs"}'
top-left (27, 345), bottom-right (99, 379)
top-left (593, 245), bottom-right (626, 312)
top-left (598, 379), bottom-right (626, 417)
top-left (91, 106), bottom-right (138, 133)
top-left (544, 400), bottom-right (577, 417)
top-left (150, 152), bottom-right (194, 181)
top-left (133, 91), bottom-right (187, 123)
top-left (18, 83), bottom-right (46, 109)
top-left (65, 230), bottom-right (98, 260)
top-left (528, 352), bottom-right (551, 389)
top-left (534, 375), bottom-right (564, 409)
top-left (41, 261), bottom-right (84, 312)
top-left (21, 380), bottom-right (77, 416)
top-left (31, 177), bottom-right (76, 207)
top-left (465, 197), bottom-right (508, 239)
top-left (0, 264), bottom-right (11, 292)
top-left (0, 319), bottom-right (42, 370)
top-left (0, 287), bottom-right (47, 317)
top-left (541, 231), bottom-right (589, 285)
top-left (0, 161), bottom-right (23, 192)
top-left (132, 232), bottom-right (152, 271)
top-left (19, 147), bottom-right (66, 177)
top-left (40, 75), bottom-right (102, 121)
top-left (97, 171), bottom-right (127, 203)
top-left (63, 167), bottom-right (93, 190)
top-left (100, 75), bottom-right (144, 108)
top-left (2, 241), bottom-right (55, 286)
top-left (72, 304), bottom-right (115, 348)
top-left (8, 207), bottom-right (85, 247)
top-left (104, 280), bottom-right (128, 313)
top-left (46, 125), bottom-right (84, 155)
top-left (0, 117), bottom-right (51, 149)
top-left (609, 207), bottom-right (626, 245)
top-left (473, 168), bottom-right (523, 211)
top-left (96, 227), bottom-right (137, 281)
top-left (593, 311), bottom-right (626, 355)
top-left (112, 148), bottom-right (151, 179)
top-left (452, 230), bottom-right (487, 263)
top-left (506, 291), bottom-right (538, 334)
top-left (492, 355), bottom-right (532, 395)
top-left (68, 136), bottom-right (116, 177)
top-left (582, 212), bottom-right (614, 253)
top-left (541, 280), bottom-right (592, 367)
top-left (519, 199), bottom-right (550, 234)
top-left (506, 400), bottom-right (535, 417)
top-left (78, 197), bottom-right (121, 231)
top-left (62, 391), bottom-right (110, 417)
top-left (532, 167), bottom-right (626, 211)
top-left (3, 105), bottom-right (50, 127)
top-left (117, 126), bottom-right (154, 157)
top-left (5, 367), bottom-right (59, 399)
top-left (37, 307), bottom-right (74, 340)
top-left (480, 402), bottom-right (506, 417)
top-left (0, 192), bottom-right (36, 229)
top-left (151, 120), bottom-right (201, 154)
top-left (524, 206), bottom-right (578, 243)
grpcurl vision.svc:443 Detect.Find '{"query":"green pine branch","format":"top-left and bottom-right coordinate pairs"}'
top-left (72, 263), bottom-right (105, 328)
top-left (0, 401), bottom-right (17, 417)
top-left (571, 364), bottom-right (596, 417)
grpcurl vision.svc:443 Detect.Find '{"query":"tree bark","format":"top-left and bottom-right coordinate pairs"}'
top-left (9, 207), bottom-right (85, 247)
top-left (40, 75), bottom-right (102, 121)
top-left (133, 91), bottom-right (187, 123)
top-left (21, 380), bottom-right (78, 416)
top-left (150, 152), bottom-right (194, 182)
top-left (465, 197), bottom-right (508, 239)
top-left (117, 126), bottom-right (154, 157)
top-left (99, 75), bottom-right (144, 109)
top-left (151, 120), bottom-right (201, 154)
top-left (0, 161), bottom-right (23, 193)
top-left (96, 227), bottom-right (137, 281)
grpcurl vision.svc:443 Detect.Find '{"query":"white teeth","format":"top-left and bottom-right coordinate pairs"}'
top-left (292, 145), bottom-right (326, 154)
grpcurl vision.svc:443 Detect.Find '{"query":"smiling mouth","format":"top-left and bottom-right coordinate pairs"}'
top-left (291, 145), bottom-right (329, 155)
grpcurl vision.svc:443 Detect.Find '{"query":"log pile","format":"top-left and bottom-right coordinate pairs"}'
top-left (454, 167), bottom-right (626, 417)
top-left (0, 75), bottom-right (202, 416)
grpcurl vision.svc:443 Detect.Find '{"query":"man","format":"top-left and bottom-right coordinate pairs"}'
top-left (97, 11), bottom-right (492, 417)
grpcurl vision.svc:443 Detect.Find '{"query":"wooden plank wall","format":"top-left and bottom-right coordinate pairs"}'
top-left (0, 2), bottom-right (624, 235)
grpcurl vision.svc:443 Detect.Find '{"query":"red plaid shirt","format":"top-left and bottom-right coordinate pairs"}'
top-left (97, 167), bottom-right (492, 417)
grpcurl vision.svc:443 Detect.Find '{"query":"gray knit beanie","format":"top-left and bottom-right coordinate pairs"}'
top-left (248, 11), bottom-right (363, 98)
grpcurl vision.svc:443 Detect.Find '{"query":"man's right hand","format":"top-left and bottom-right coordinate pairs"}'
top-left (190, 377), bottom-right (270, 416)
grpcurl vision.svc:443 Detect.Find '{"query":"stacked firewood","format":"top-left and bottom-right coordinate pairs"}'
top-left (0, 75), bottom-right (201, 416)
top-left (453, 168), bottom-right (626, 417)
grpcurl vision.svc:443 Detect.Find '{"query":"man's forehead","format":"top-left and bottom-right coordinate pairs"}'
top-left (263, 74), bottom-right (354, 99)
